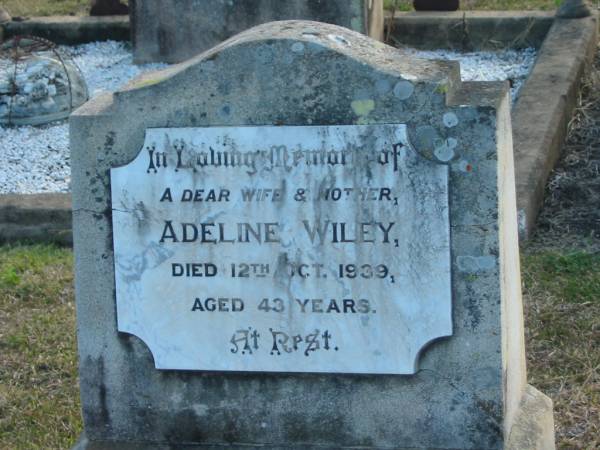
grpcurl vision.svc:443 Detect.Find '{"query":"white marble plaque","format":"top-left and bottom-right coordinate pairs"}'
top-left (111, 124), bottom-right (452, 374)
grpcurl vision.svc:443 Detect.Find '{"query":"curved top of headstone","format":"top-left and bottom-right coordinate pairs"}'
top-left (72, 20), bottom-right (506, 166)
top-left (117, 20), bottom-right (460, 99)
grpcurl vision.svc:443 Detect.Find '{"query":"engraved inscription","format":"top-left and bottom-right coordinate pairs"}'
top-left (111, 125), bottom-right (452, 374)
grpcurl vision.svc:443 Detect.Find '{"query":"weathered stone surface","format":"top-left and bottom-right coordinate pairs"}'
top-left (0, 193), bottom-right (72, 245)
top-left (111, 124), bottom-right (452, 375)
top-left (507, 385), bottom-right (556, 450)
top-left (130, 0), bottom-right (384, 64)
top-left (70, 20), bottom-right (553, 448)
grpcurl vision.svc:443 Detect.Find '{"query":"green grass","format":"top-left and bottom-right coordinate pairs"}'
top-left (0, 244), bottom-right (80, 450)
top-left (0, 244), bottom-right (598, 448)
top-left (2, 0), bottom-right (90, 17)
top-left (524, 252), bottom-right (600, 304)
top-left (384, 0), bottom-right (563, 11)
top-left (522, 250), bottom-right (600, 449)
top-left (384, 0), bottom-right (414, 12)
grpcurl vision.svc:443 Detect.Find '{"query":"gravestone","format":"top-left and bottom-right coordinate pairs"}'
top-left (70, 21), bottom-right (555, 449)
top-left (130, 0), bottom-right (384, 64)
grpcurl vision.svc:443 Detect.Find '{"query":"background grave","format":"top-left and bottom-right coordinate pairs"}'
top-left (1, 9), bottom-right (597, 243)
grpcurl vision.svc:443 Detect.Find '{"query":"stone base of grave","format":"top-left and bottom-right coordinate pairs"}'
top-left (507, 384), bottom-right (556, 450)
top-left (73, 384), bottom-right (554, 450)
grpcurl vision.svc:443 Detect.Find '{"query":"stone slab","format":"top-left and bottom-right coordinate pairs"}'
top-left (506, 385), bottom-right (555, 450)
top-left (69, 20), bottom-right (551, 448)
top-left (110, 124), bottom-right (451, 375)
top-left (73, 385), bottom-right (555, 450)
top-left (130, 0), bottom-right (384, 64)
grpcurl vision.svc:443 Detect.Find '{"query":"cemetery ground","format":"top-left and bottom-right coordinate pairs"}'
top-left (0, 42), bottom-right (599, 447)
top-left (0, 43), bottom-right (597, 450)
top-left (0, 7), bottom-right (598, 450)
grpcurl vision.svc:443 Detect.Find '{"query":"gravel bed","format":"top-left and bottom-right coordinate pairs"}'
top-left (399, 47), bottom-right (537, 102)
top-left (1, 41), bottom-right (537, 195)
top-left (1, 41), bottom-right (166, 195)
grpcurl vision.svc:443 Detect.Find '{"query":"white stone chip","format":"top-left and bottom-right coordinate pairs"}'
top-left (399, 47), bottom-right (537, 102)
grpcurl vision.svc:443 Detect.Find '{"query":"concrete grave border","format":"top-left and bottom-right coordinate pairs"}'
top-left (386, 11), bottom-right (556, 50)
top-left (0, 194), bottom-right (72, 245)
top-left (1, 15), bottom-right (129, 44)
top-left (512, 15), bottom-right (598, 238)
top-left (0, 11), bottom-right (597, 243)
top-left (387, 11), bottom-right (599, 239)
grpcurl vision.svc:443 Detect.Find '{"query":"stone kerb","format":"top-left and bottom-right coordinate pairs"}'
top-left (386, 11), bottom-right (555, 51)
top-left (0, 193), bottom-right (72, 245)
top-left (1, 15), bottom-right (130, 44)
top-left (70, 20), bottom-right (552, 449)
top-left (513, 13), bottom-right (598, 238)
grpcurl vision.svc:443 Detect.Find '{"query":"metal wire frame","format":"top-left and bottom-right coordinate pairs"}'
top-left (0, 35), bottom-right (87, 126)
